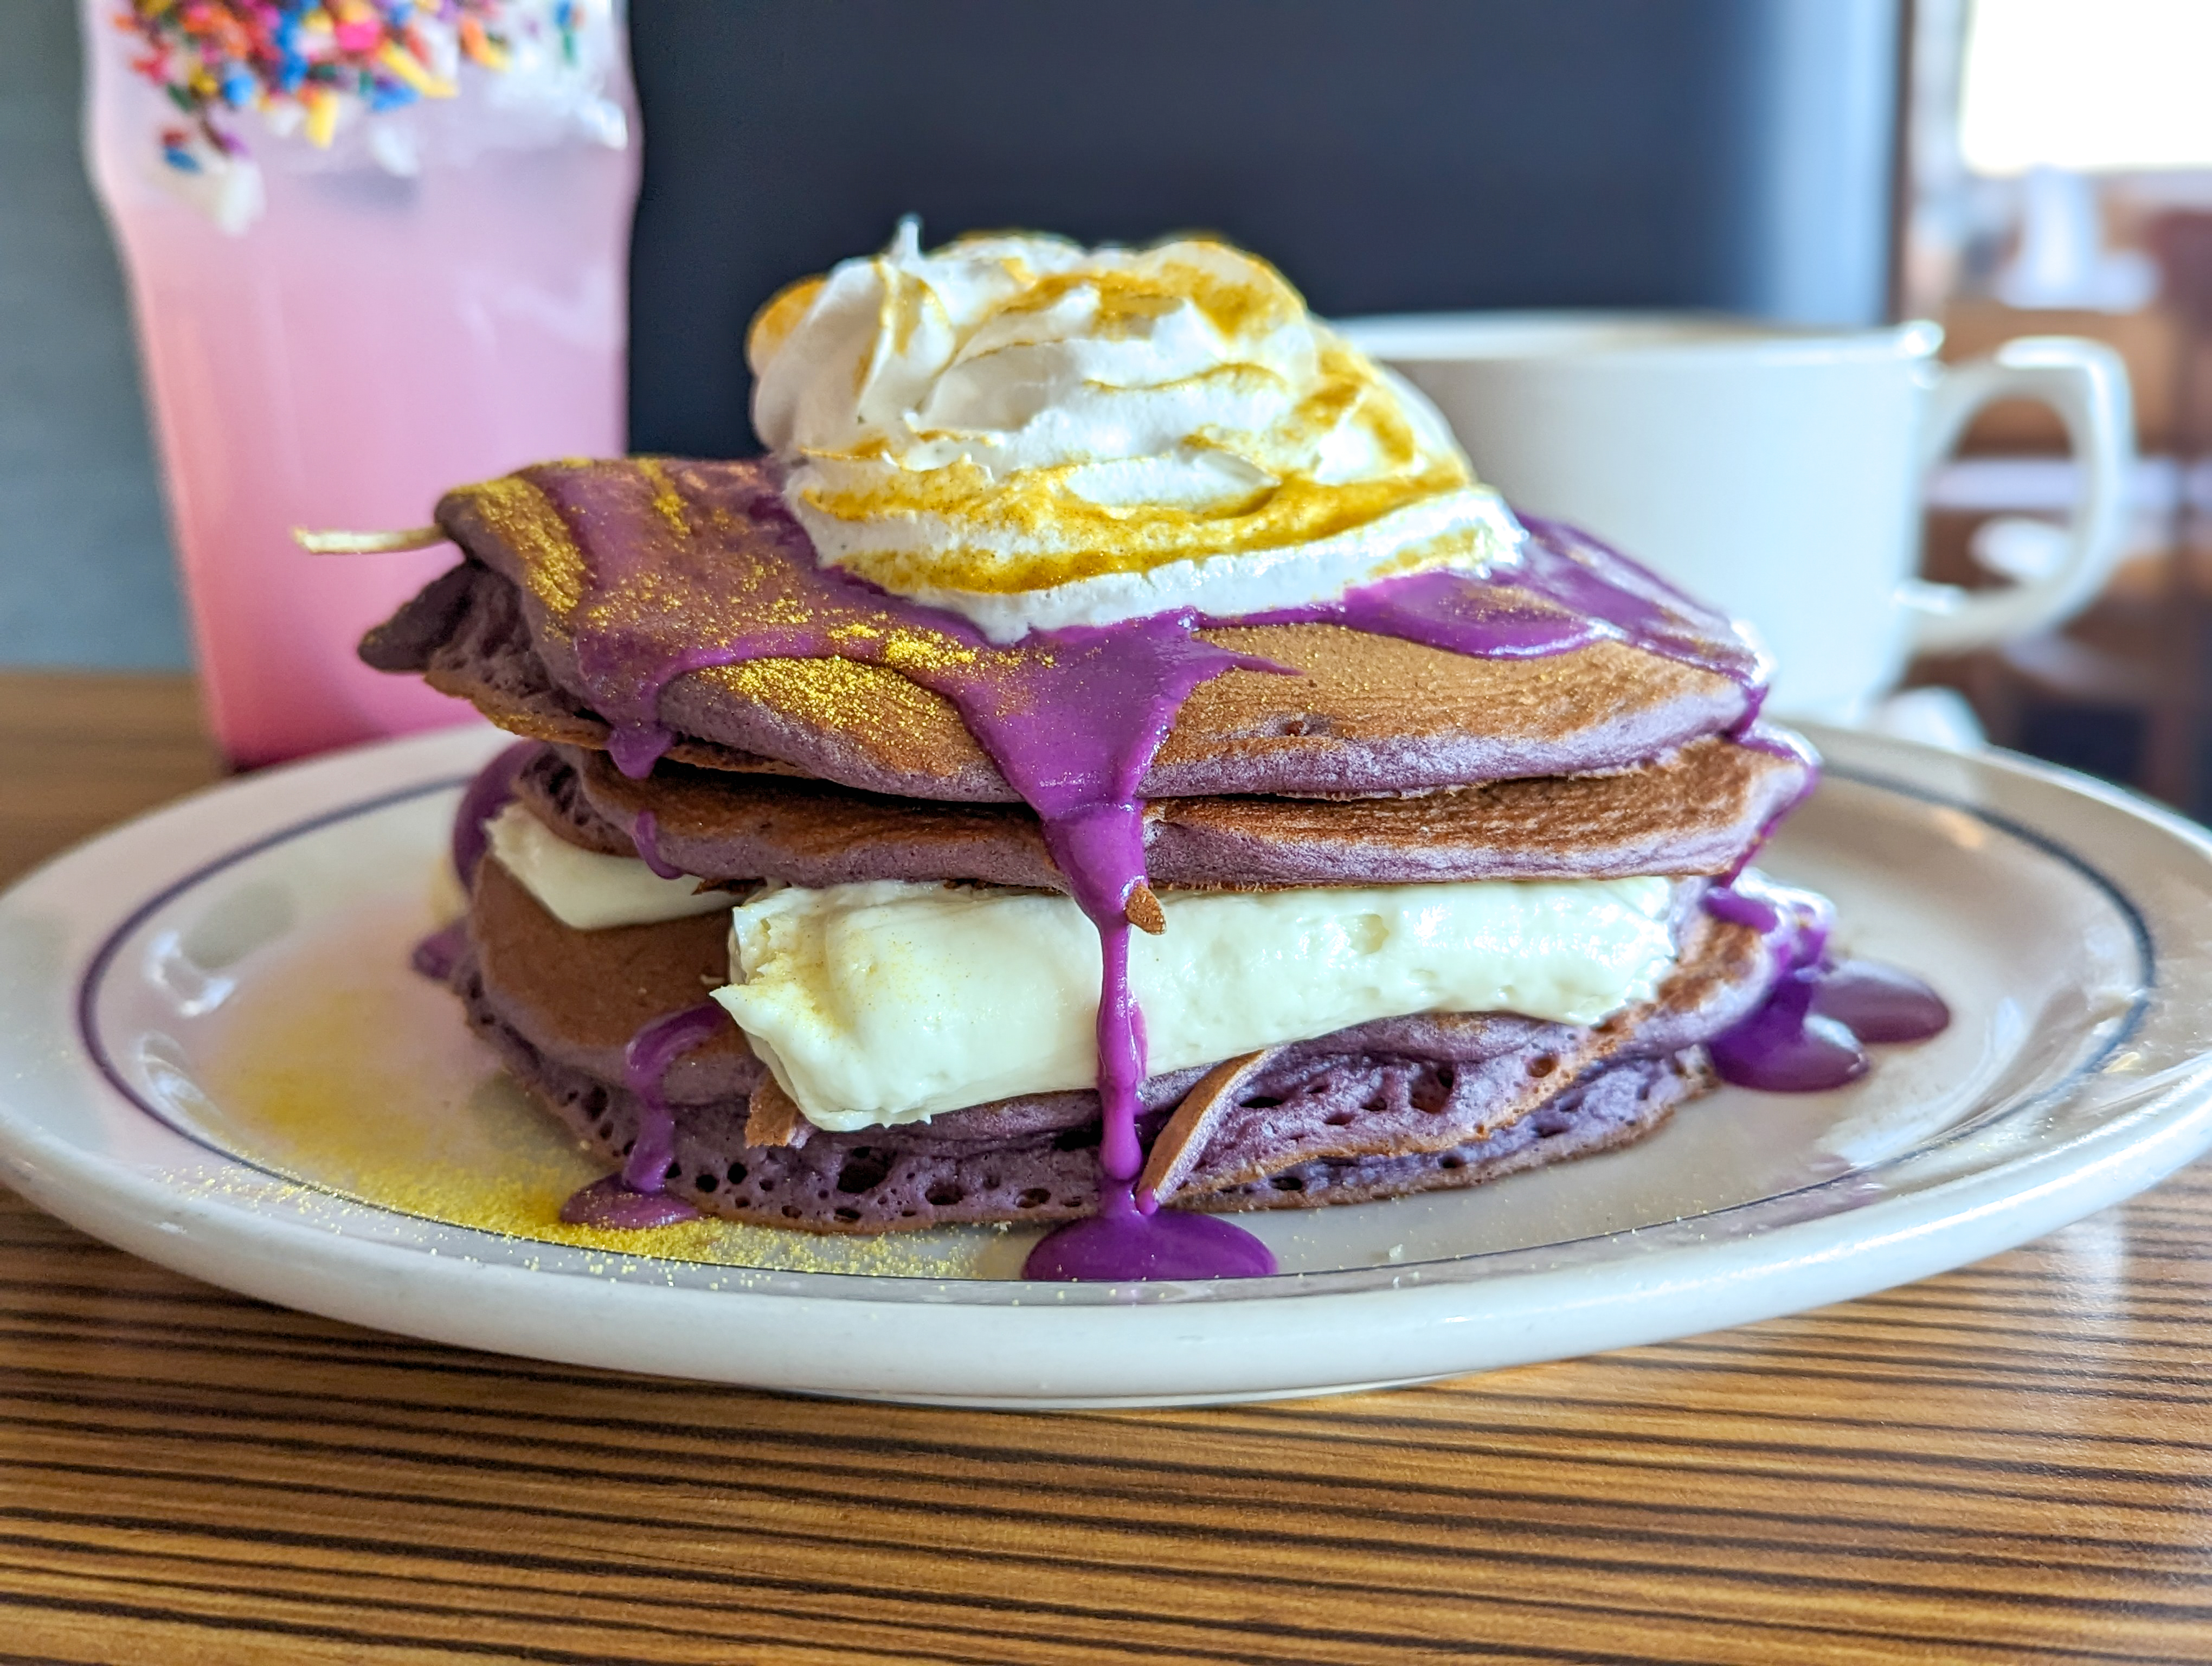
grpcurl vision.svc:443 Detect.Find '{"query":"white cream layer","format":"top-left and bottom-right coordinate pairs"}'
top-left (710, 877), bottom-right (1679, 1132)
top-left (485, 804), bottom-right (732, 932)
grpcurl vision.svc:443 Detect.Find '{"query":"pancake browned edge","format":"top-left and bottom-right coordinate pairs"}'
top-left (366, 457), bottom-right (1811, 1232)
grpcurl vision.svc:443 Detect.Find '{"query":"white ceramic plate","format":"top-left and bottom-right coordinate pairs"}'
top-left (2, 723), bottom-right (2209, 1407)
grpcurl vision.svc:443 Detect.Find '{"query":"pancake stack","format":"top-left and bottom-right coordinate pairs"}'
top-left (364, 454), bottom-right (1812, 1233)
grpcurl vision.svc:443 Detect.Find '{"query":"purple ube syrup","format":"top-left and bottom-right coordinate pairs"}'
top-left (411, 740), bottom-right (548, 981)
top-left (482, 459), bottom-right (1937, 1278)
top-left (629, 809), bottom-right (685, 880)
top-left (1239, 514), bottom-right (1761, 688)
top-left (559, 1175), bottom-right (702, 1229)
top-left (1023, 1198), bottom-right (1281, 1281)
top-left (616, 1002), bottom-right (728, 1191)
top-left (1812, 962), bottom-right (1951, 1043)
top-left (552, 1000), bottom-right (729, 1226)
top-left (409, 920), bottom-right (468, 982)
top-left (449, 739), bottom-right (545, 885)
top-left (1701, 880), bottom-right (1949, 1091)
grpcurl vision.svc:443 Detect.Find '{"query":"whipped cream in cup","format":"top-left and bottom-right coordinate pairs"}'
top-left (748, 221), bottom-right (1521, 641)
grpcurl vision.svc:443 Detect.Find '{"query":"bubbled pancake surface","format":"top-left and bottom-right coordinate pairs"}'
top-left (405, 457), bottom-right (1763, 800)
top-left (465, 983), bottom-right (1702, 1232)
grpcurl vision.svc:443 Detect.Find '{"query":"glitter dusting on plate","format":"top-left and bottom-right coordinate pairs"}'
top-left (186, 898), bottom-right (1017, 1278)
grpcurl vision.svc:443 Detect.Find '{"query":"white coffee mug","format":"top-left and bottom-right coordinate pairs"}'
top-left (1334, 313), bottom-right (2133, 722)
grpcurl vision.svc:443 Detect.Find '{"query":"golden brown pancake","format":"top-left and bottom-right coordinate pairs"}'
top-left (515, 735), bottom-right (1809, 890)
top-left (369, 457), bottom-right (1770, 801)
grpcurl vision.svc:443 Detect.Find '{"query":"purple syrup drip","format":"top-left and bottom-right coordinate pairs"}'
top-left (1702, 881), bottom-right (1948, 1090)
top-left (409, 920), bottom-right (467, 982)
top-left (948, 623), bottom-right (1277, 1251)
top-left (608, 722), bottom-right (676, 779)
top-left (1513, 516), bottom-right (1769, 689)
top-left (451, 740), bottom-right (546, 884)
top-left (1705, 878), bottom-right (1864, 1090)
top-left (619, 1001), bottom-right (730, 1194)
top-left (629, 810), bottom-right (686, 880)
top-left (1504, 520), bottom-right (1824, 860)
top-left (1233, 567), bottom-right (1604, 657)
top-left (1811, 960), bottom-right (1951, 1044)
top-left (1707, 875), bottom-right (1835, 974)
top-left (559, 1174), bottom-right (702, 1229)
top-left (517, 461), bottom-right (1793, 1278)
top-left (414, 744), bottom-right (547, 985)
top-left (1237, 516), bottom-right (1767, 691)
top-left (1232, 517), bottom-right (1823, 871)
top-left (957, 620), bottom-right (1283, 1213)
top-left (1702, 886), bottom-right (1781, 935)
top-left (1021, 1190), bottom-right (1278, 1281)
top-left (1709, 971), bottom-right (1868, 1093)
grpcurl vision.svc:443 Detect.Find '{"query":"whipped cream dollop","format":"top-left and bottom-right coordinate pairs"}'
top-left (748, 221), bottom-right (1519, 640)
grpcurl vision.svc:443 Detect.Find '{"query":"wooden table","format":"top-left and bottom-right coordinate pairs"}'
top-left (6, 670), bottom-right (2212, 1665)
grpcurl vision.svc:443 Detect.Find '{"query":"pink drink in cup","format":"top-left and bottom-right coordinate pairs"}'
top-left (81, 2), bottom-right (638, 767)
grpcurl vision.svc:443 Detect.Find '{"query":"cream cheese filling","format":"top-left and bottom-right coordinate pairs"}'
top-left (486, 815), bottom-right (1684, 1135)
top-left (711, 876), bottom-right (1680, 1132)
top-left (484, 804), bottom-right (733, 932)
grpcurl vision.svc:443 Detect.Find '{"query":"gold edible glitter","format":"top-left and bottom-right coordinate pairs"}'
top-left (637, 456), bottom-right (694, 540)
top-left (451, 473), bottom-right (589, 620)
top-left (189, 901), bottom-right (1019, 1279)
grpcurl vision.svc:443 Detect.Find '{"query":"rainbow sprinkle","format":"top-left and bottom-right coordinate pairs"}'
top-left (115, 1), bottom-right (587, 167)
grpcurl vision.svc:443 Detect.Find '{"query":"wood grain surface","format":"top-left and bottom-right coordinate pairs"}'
top-left (4, 671), bottom-right (2212, 1666)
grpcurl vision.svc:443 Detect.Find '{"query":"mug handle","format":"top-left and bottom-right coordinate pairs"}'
top-left (1901, 336), bottom-right (2134, 658)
